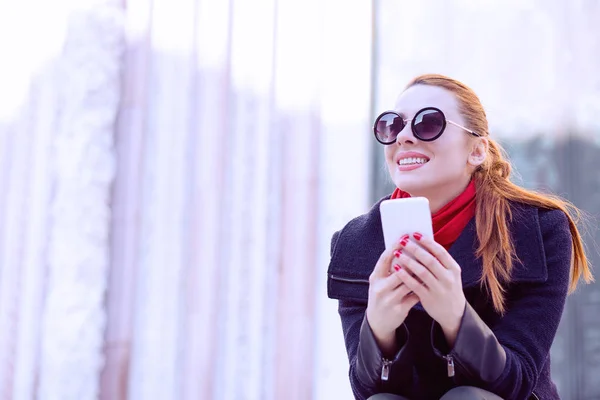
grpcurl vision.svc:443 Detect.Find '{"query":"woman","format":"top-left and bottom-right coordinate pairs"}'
top-left (327, 74), bottom-right (594, 400)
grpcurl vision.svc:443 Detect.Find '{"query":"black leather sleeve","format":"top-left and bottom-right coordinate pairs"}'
top-left (339, 301), bottom-right (413, 400)
top-left (431, 302), bottom-right (506, 382)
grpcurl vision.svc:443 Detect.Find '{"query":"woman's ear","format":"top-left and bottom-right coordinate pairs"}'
top-left (468, 137), bottom-right (488, 167)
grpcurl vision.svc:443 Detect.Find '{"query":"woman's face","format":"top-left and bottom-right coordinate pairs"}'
top-left (384, 85), bottom-right (484, 204)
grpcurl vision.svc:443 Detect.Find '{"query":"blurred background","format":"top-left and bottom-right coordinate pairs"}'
top-left (0, 0), bottom-right (599, 399)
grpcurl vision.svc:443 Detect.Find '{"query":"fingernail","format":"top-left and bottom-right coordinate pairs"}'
top-left (393, 264), bottom-right (401, 271)
top-left (413, 232), bottom-right (423, 241)
top-left (393, 250), bottom-right (402, 258)
top-left (400, 238), bottom-right (409, 247)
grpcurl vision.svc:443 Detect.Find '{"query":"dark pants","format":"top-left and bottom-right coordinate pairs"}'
top-left (368, 386), bottom-right (504, 400)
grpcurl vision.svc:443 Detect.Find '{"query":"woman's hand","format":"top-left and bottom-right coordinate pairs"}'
top-left (393, 233), bottom-right (466, 346)
top-left (366, 238), bottom-right (420, 355)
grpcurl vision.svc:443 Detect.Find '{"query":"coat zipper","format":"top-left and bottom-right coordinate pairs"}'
top-left (381, 358), bottom-right (392, 381)
top-left (329, 274), bottom-right (369, 284)
top-left (443, 353), bottom-right (534, 399)
top-left (443, 355), bottom-right (455, 377)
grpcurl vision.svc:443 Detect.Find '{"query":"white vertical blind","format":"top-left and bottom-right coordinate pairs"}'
top-left (6, 0), bottom-right (600, 399)
top-left (102, 1), bottom-right (371, 400)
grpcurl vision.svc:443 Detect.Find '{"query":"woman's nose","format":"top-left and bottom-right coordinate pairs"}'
top-left (395, 122), bottom-right (415, 145)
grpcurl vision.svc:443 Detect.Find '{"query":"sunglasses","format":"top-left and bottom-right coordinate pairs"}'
top-left (373, 107), bottom-right (481, 145)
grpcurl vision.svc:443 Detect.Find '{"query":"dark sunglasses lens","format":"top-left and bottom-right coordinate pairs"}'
top-left (375, 113), bottom-right (404, 143)
top-left (413, 109), bottom-right (445, 140)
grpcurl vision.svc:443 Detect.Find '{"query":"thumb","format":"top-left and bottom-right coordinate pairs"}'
top-left (370, 247), bottom-right (396, 280)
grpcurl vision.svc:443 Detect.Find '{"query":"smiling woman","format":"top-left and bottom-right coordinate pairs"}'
top-left (327, 74), bottom-right (594, 400)
top-left (381, 82), bottom-right (487, 214)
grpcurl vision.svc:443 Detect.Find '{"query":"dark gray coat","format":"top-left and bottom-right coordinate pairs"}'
top-left (327, 198), bottom-right (571, 400)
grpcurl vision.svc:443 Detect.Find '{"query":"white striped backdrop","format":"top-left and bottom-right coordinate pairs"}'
top-left (2, 1), bottom-right (600, 399)
top-left (0, 0), bottom-right (371, 399)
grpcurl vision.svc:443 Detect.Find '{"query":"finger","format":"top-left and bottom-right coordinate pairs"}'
top-left (400, 292), bottom-right (420, 308)
top-left (389, 279), bottom-right (413, 302)
top-left (412, 233), bottom-right (461, 272)
top-left (392, 260), bottom-right (424, 285)
top-left (373, 261), bottom-right (420, 298)
top-left (397, 267), bottom-right (429, 298)
top-left (370, 247), bottom-right (396, 281)
top-left (393, 292), bottom-right (420, 314)
top-left (371, 235), bottom-right (411, 281)
top-left (370, 274), bottom-right (410, 309)
top-left (397, 255), bottom-right (440, 291)
top-left (391, 248), bottom-right (423, 278)
top-left (369, 269), bottom-right (403, 300)
top-left (401, 239), bottom-right (447, 281)
top-left (378, 267), bottom-right (407, 292)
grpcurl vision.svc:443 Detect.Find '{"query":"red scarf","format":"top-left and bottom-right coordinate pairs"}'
top-left (390, 180), bottom-right (476, 250)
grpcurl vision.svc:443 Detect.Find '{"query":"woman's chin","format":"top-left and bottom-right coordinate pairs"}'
top-left (391, 175), bottom-right (432, 195)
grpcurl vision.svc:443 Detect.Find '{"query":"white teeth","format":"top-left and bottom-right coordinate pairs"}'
top-left (398, 157), bottom-right (428, 165)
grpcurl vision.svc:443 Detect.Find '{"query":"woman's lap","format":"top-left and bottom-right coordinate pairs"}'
top-left (439, 386), bottom-right (503, 400)
top-left (367, 394), bottom-right (410, 400)
top-left (367, 386), bottom-right (503, 400)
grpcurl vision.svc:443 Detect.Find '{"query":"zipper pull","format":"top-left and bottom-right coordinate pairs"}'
top-left (444, 355), bottom-right (455, 377)
top-left (381, 359), bottom-right (392, 381)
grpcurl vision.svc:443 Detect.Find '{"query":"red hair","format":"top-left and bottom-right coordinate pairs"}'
top-left (406, 74), bottom-right (594, 314)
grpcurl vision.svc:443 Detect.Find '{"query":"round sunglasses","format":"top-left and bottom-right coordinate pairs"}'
top-left (373, 107), bottom-right (481, 145)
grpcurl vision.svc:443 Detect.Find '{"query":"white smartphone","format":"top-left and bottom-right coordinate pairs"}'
top-left (379, 197), bottom-right (434, 250)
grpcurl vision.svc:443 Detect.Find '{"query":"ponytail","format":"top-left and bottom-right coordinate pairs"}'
top-left (474, 139), bottom-right (592, 314)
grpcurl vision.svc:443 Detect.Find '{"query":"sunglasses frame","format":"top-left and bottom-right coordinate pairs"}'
top-left (373, 107), bottom-right (481, 145)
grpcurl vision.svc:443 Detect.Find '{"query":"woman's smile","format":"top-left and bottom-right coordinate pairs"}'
top-left (394, 151), bottom-right (430, 171)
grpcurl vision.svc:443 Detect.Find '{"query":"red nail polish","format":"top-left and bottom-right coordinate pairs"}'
top-left (413, 232), bottom-right (422, 241)
top-left (393, 264), bottom-right (401, 271)
top-left (400, 239), bottom-right (409, 247)
top-left (397, 235), bottom-right (409, 245)
top-left (394, 250), bottom-right (402, 258)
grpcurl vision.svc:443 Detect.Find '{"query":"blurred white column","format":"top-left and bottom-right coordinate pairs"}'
top-left (313, 1), bottom-right (373, 400)
top-left (38, 3), bottom-right (123, 400)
